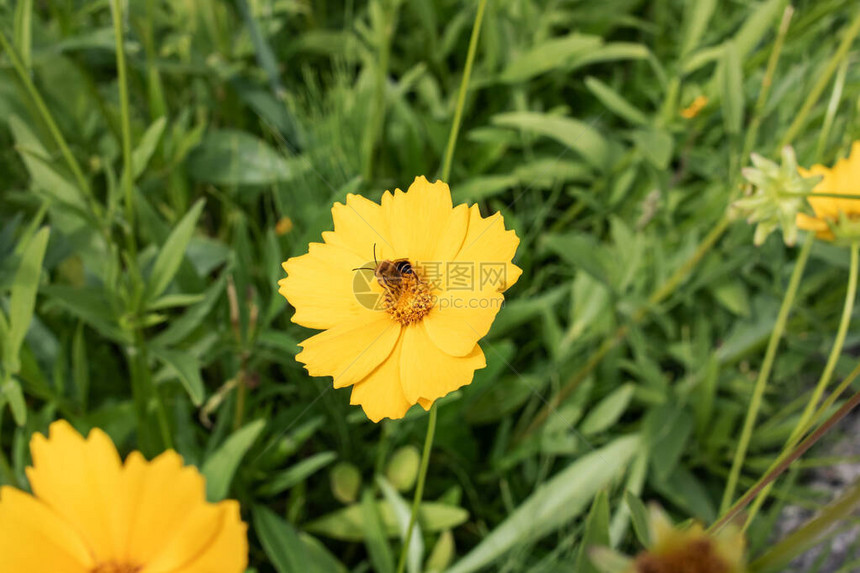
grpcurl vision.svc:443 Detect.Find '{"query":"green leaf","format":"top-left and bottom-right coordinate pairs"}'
top-left (3, 376), bottom-right (27, 426)
top-left (254, 506), bottom-right (344, 573)
top-left (680, 0), bottom-right (718, 59)
top-left (188, 129), bottom-right (307, 185)
top-left (130, 117), bottom-right (167, 180)
top-left (493, 112), bottom-right (611, 171)
top-left (256, 451), bottom-right (337, 497)
top-left (150, 347), bottom-right (205, 406)
top-left (580, 384), bottom-right (636, 436)
top-left (500, 34), bottom-right (602, 82)
top-left (202, 419), bottom-right (265, 501)
top-left (378, 476), bottom-right (423, 573)
top-left (624, 491), bottom-right (652, 548)
top-left (153, 273), bottom-right (227, 346)
top-left (567, 42), bottom-right (651, 72)
top-left (575, 490), bottom-right (611, 573)
top-left (645, 405), bottom-right (693, 483)
top-left (632, 128), bottom-right (674, 170)
top-left (585, 77), bottom-right (648, 126)
top-left (145, 198), bottom-right (205, 302)
top-left (361, 489), bottom-right (396, 573)
top-left (7, 227), bottom-right (50, 375)
top-left (447, 435), bottom-right (640, 573)
top-left (42, 285), bottom-right (130, 344)
top-left (719, 40), bottom-right (744, 134)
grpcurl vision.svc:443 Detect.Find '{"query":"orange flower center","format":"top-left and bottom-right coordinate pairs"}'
top-left (91, 562), bottom-right (143, 573)
top-left (634, 538), bottom-right (729, 573)
top-left (380, 270), bottom-right (434, 325)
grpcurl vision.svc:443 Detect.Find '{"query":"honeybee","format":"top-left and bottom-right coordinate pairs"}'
top-left (353, 244), bottom-right (419, 291)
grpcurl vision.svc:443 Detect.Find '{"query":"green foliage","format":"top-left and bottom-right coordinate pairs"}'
top-left (1, 0), bottom-right (860, 571)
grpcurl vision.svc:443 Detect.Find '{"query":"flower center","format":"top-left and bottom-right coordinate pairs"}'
top-left (634, 538), bottom-right (729, 573)
top-left (91, 562), bottom-right (143, 573)
top-left (380, 270), bottom-right (434, 325)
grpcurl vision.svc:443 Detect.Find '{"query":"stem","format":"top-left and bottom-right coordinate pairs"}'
top-left (0, 29), bottom-right (91, 198)
top-left (440, 0), bottom-right (487, 183)
top-left (742, 240), bottom-right (859, 527)
top-left (362, 0), bottom-right (399, 182)
top-left (750, 479), bottom-right (860, 572)
top-left (710, 385), bottom-right (860, 534)
top-left (778, 10), bottom-right (860, 149)
top-left (720, 232), bottom-right (813, 513)
top-left (395, 403), bottom-right (437, 573)
top-left (518, 215), bottom-right (731, 442)
top-left (742, 5), bottom-right (793, 161)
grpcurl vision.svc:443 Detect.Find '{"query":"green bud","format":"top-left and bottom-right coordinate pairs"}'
top-left (330, 462), bottom-right (362, 504)
top-left (386, 445), bottom-right (421, 492)
top-left (425, 530), bottom-right (455, 573)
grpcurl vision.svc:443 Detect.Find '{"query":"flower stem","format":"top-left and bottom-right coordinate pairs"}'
top-left (710, 385), bottom-right (860, 534)
top-left (396, 403), bottom-right (438, 573)
top-left (742, 240), bottom-right (859, 528)
top-left (750, 479), bottom-right (860, 572)
top-left (778, 9), bottom-right (860, 149)
top-left (440, 0), bottom-right (488, 183)
top-left (719, 232), bottom-right (813, 513)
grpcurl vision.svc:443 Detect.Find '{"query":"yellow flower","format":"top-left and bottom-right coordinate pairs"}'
top-left (591, 505), bottom-right (746, 573)
top-left (276, 216), bottom-right (294, 235)
top-left (0, 420), bottom-right (247, 573)
top-left (681, 95), bottom-right (708, 119)
top-left (278, 176), bottom-right (521, 422)
top-left (797, 141), bottom-right (860, 241)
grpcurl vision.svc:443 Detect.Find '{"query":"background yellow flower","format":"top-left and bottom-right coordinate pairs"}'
top-left (0, 420), bottom-right (247, 573)
top-left (279, 176), bottom-right (521, 421)
top-left (797, 141), bottom-right (860, 240)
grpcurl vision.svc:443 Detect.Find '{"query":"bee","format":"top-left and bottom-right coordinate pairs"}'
top-left (353, 244), bottom-right (419, 291)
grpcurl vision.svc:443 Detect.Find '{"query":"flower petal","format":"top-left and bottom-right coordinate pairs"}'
top-left (163, 501), bottom-right (248, 573)
top-left (329, 193), bottom-right (395, 258)
top-left (297, 316), bottom-right (401, 389)
top-left (423, 289), bottom-right (504, 356)
top-left (279, 241), bottom-right (375, 330)
top-left (121, 451), bottom-right (219, 569)
top-left (0, 486), bottom-right (93, 572)
top-left (350, 335), bottom-right (412, 422)
top-left (399, 324), bottom-right (486, 404)
top-left (454, 205), bottom-right (522, 292)
top-left (26, 420), bottom-right (123, 562)
top-left (389, 177), bottom-right (469, 263)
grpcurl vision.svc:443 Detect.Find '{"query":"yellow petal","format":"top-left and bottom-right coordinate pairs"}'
top-left (279, 241), bottom-right (375, 330)
top-left (121, 451), bottom-right (217, 568)
top-left (796, 212), bottom-right (834, 240)
top-left (329, 193), bottom-right (395, 259)
top-left (423, 288), bottom-right (504, 356)
top-left (157, 501), bottom-right (247, 573)
top-left (350, 335), bottom-right (413, 422)
top-left (297, 315), bottom-right (401, 388)
top-left (26, 420), bottom-right (123, 562)
top-left (389, 177), bottom-right (469, 263)
top-left (454, 205), bottom-right (522, 292)
top-left (399, 324), bottom-right (486, 404)
top-left (0, 486), bottom-right (93, 572)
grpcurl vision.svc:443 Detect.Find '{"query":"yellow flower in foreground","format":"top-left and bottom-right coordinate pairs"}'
top-left (797, 141), bottom-right (860, 241)
top-left (278, 176), bottom-right (521, 422)
top-left (591, 505), bottom-right (746, 573)
top-left (0, 420), bottom-right (247, 573)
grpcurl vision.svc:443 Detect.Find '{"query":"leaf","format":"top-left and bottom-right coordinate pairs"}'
top-left (719, 40), bottom-right (744, 134)
top-left (150, 347), bottom-right (205, 406)
top-left (447, 435), bottom-right (640, 573)
top-left (645, 404), bottom-right (693, 483)
top-left (632, 128), bottom-right (674, 169)
top-left (580, 384), bottom-right (636, 436)
top-left (680, 0), bottom-right (718, 58)
top-left (454, 175), bottom-right (519, 202)
top-left (305, 500), bottom-right (469, 542)
top-left (541, 233), bottom-right (609, 286)
top-left (493, 112), bottom-right (611, 171)
top-left (585, 77), bottom-right (648, 126)
top-left (575, 490), bottom-right (611, 573)
top-left (500, 34), bottom-right (602, 82)
top-left (145, 198), bottom-right (205, 302)
top-left (7, 227), bottom-right (50, 375)
top-left (42, 285), bottom-right (130, 344)
top-left (624, 491), bottom-right (652, 548)
top-left (131, 117), bottom-right (167, 180)
top-left (377, 477), bottom-right (422, 573)
top-left (256, 451), bottom-right (338, 496)
top-left (152, 273), bottom-right (227, 346)
top-left (3, 376), bottom-right (27, 426)
top-left (254, 506), bottom-right (344, 573)
top-left (201, 419), bottom-right (265, 501)
top-left (188, 129), bottom-right (306, 185)
top-left (361, 489), bottom-right (396, 573)
top-left (567, 42), bottom-right (651, 72)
